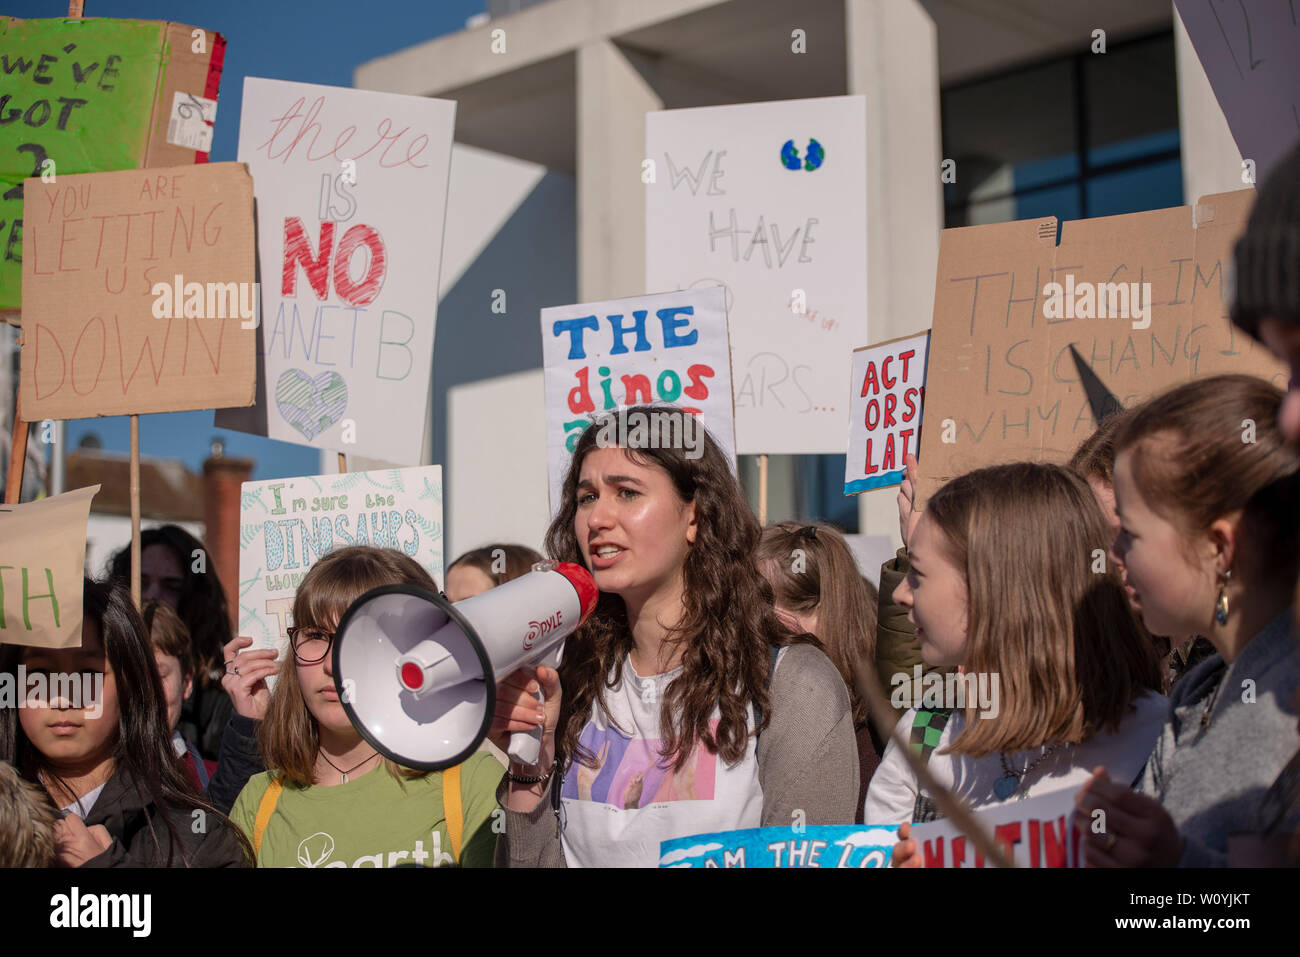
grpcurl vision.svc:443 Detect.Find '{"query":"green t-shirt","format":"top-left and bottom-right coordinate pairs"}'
top-left (230, 752), bottom-right (502, 868)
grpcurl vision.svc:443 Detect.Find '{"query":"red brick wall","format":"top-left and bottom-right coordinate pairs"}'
top-left (202, 457), bottom-right (253, 630)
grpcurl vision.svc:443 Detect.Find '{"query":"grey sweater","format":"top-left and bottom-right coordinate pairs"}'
top-left (1139, 609), bottom-right (1300, 867)
top-left (494, 642), bottom-right (859, 867)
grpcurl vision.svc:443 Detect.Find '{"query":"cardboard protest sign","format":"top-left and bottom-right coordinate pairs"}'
top-left (845, 331), bottom-right (929, 494)
top-left (646, 96), bottom-right (868, 455)
top-left (0, 485), bottom-right (98, 648)
top-left (18, 163), bottom-right (256, 421)
top-left (541, 287), bottom-right (735, 512)
top-left (1175, 0), bottom-right (1300, 182)
top-left (910, 787), bottom-right (1082, 868)
top-left (238, 466), bottom-right (443, 655)
top-left (0, 17), bottom-right (225, 312)
top-left (915, 189), bottom-right (1286, 506)
top-left (659, 825), bottom-right (897, 868)
top-left (213, 78), bottom-right (455, 464)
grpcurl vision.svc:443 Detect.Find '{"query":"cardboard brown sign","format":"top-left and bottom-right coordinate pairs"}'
top-left (916, 189), bottom-right (1285, 506)
top-left (18, 162), bottom-right (256, 421)
top-left (0, 17), bottom-right (227, 315)
top-left (0, 485), bottom-right (98, 648)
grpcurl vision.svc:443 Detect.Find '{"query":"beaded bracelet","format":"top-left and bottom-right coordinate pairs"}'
top-left (506, 762), bottom-right (557, 786)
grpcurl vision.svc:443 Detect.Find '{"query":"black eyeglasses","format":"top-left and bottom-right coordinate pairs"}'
top-left (287, 627), bottom-right (335, 664)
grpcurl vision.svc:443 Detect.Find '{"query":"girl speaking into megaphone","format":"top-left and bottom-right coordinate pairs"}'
top-left (488, 406), bottom-right (859, 867)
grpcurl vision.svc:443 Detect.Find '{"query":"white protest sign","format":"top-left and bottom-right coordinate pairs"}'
top-left (215, 78), bottom-right (455, 463)
top-left (238, 466), bottom-right (444, 655)
top-left (1175, 0), bottom-right (1300, 183)
top-left (844, 331), bottom-right (929, 494)
top-left (908, 787), bottom-right (1082, 868)
top-left (541, 286), bottom-right (735, 513)
top-left (646, 95), bottom-right (868, 455)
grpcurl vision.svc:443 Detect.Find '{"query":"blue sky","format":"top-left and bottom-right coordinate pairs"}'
top-left (8, 0), bottom-right (484, 479)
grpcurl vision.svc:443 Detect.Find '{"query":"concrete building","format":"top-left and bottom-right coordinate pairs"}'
top-left (351, 0), bottom-right (1245, 574)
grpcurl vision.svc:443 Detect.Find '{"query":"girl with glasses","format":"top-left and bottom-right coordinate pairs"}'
top-left (228, 546), bottom-right (501, 867)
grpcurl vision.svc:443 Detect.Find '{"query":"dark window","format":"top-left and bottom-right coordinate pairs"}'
top-left (942, 33), bottom-right (1182, 228)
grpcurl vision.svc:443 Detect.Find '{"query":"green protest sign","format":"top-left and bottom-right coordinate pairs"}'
top-left (0, 17), bottom-right (225, 311)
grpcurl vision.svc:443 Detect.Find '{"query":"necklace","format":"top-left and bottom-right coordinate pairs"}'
top-left (1200, 673), bottom-right (1225, 730)
top-left (994, 745), bottom-right (1059, 801)
top-left (318, 749), bottom-right (379, 784)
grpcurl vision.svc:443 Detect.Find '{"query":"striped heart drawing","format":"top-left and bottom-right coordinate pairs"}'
top-left (275, 369), bottom-right (348, 440)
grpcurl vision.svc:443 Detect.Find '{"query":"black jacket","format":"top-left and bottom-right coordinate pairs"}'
top-left (179, 681), bottom-right (235, 763)
top-left (204, 714), bottom-right (266, 817)
top-left (80, 768), bottom-right (248, 868)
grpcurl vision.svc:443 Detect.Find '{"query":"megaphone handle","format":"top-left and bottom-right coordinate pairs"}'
top-left (507, 683), bottom-right (544, 766)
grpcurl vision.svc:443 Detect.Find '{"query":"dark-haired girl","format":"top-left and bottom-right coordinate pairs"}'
top-left (108, 525), bottom-right (234, 760)
top-left (491, 407), bottom-right (859, 867)
top-left (0, 579), bottom-right (248, 867)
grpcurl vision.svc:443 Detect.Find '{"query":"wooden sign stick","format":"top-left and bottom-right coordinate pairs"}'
top-left (4, 386), bottom-right (29, 505)
top-left (757, 454), bottom-right (768, 526)
top-left (337, 452), bottom-right (347, 473)
top-left (129, 415), bottom-right (141, 609)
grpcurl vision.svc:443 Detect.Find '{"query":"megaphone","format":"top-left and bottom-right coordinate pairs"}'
top-left (332, 561), bottom-right (598, 771)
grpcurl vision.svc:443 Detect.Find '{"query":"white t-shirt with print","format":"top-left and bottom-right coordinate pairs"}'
top-left (559, 653), bottom-right (768, 867)
top-left (863, 689), bottom-right (1167, 827)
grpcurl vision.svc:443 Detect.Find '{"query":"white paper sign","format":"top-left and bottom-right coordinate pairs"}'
top-left (646, 95), bottom-right (868, 455)
top-left (237, 466), bottom-right (444, 655)
top-left (845, 331), bottom-right (929, 494)
top-left (908, 787), bottom-right (1082, 868)
top-left (541, 287), bottom-right (736, 513)
top-left (215, 78), bottom-right (455, 463)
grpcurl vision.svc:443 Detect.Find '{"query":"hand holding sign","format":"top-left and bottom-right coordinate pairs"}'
top-left (1074, 766), bottom-right (1184, 867)
top-left (891, 820), bottom-right (923, 868)
top-left (897, 453), bottom-right (921, 548)
top-left (219, 635), bottom-right (277, 721)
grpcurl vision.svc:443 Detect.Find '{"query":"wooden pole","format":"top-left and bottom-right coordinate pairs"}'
top-left (67, 0), bottom-right (85, 16)
top-left (129, 414), bottom-right (141, 609)
top-left (337, 452), bottom-right (346, 473)
top-left (757, 454), bottom-right (768, 526)
top-left (4, 387), bottom-right (28, 504)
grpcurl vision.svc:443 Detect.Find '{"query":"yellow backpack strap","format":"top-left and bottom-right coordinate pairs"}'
top-left (443, 764), bottom-right (463, 864)
top-left (252, 776), bottom-right (284, 858)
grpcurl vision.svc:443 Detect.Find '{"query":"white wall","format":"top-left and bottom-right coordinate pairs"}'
top-left (447, 368), bottom-right (550, 560)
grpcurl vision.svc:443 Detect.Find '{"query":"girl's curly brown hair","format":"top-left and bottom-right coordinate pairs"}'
top-left (546, 407), bottom-right (810, 773)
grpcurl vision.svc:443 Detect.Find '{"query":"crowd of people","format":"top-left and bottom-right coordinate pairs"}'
top-left (1, 148), bottom-right (1298, 872)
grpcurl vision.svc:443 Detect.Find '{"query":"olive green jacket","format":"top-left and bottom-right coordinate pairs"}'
top-left (874, 547), bottom-right (951, 718)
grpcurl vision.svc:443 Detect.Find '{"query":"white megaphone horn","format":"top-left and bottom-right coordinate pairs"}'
top-left (332, 560), bottom-right (598, 771)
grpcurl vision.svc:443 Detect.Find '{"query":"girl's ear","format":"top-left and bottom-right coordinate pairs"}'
top-left (686, 500), bottom-right (698, 545)
top-left (1208, 514), bottom-right (1241, 575)
top-left (183, 673), bottom-right (194, 701)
